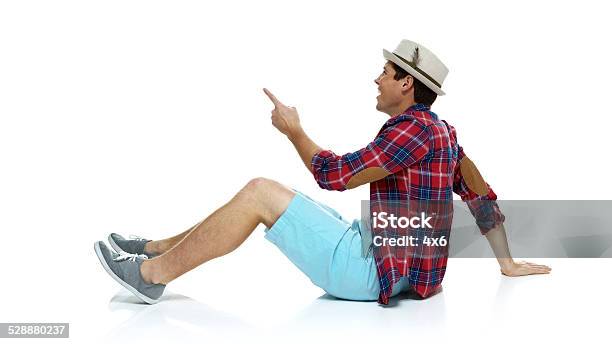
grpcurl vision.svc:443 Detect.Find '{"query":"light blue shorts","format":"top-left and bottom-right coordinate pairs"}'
top-left (264, 189), bottom-right (409, 301)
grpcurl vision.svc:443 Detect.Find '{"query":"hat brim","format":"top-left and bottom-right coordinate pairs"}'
top-left (383, 49), bottom-right (445, 96)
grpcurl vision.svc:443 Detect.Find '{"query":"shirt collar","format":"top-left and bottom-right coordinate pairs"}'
top-left (405, 103), bottom-right (430, 113)
top-left (383, 103), bottom-right (435, 128)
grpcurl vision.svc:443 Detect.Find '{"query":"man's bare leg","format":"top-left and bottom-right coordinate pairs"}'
top-left (140, 177), bottom-right (295, 285)
top-left (143, 221), bottom-right (202, 256)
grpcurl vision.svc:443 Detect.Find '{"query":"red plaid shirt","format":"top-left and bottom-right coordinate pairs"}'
top-left (311, 103), bottom-right (505, 304)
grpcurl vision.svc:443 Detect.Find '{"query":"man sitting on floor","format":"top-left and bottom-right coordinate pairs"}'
top-left (94, 39), bottom-right (551, 305)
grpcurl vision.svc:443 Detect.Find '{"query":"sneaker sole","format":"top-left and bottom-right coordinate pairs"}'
top-left (94, 242), bottom-right (160, 305)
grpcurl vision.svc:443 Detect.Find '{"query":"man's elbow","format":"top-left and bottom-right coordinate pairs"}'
top-left (345, 167), bottom-right (390, 189)
top-left (315, 179), bottom-right (348, 192)
top-left (345, 179), bottom-right (365, 190)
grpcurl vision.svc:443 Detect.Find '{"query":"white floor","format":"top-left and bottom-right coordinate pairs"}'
top-left (92, 259), bottom-right (612, 343)
top-left (96, 259), bottom-right (610, 344)
top-left (2, 229), bottom-right (608, 344)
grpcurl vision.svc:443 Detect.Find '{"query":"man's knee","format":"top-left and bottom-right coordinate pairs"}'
top-left (240, 177), bottom-right (295, 226)
top-left (240, 177), bottom-right (283, 201)
top-left (243, 177), bottom-right (275, 194)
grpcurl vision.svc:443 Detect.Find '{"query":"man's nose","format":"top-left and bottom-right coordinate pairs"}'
top-left (374, 76), bottom-right (380, 85)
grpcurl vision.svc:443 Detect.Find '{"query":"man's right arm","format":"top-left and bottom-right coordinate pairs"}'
top-left (452, 144), bottom-right (551, 276)
top-left (310, 119), bottom-right (430, 191)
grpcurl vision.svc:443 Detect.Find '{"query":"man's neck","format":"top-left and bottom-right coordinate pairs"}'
top-left (387, 100), bottom-right (416, 117)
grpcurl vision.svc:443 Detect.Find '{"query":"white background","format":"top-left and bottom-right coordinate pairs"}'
top-left (1, 0), bottom-right (610, 343)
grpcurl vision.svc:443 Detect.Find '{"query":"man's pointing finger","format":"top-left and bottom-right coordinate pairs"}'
top-left (263, 88), bottom-right (282, 107)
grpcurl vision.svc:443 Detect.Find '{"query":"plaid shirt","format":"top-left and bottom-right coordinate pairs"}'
top-left (311, 103), bottom-right (505, 304)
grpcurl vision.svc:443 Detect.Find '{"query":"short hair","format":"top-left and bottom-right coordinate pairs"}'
top-left (389, 61), bottom-right (438, 107)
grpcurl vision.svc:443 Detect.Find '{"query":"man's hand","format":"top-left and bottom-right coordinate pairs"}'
top-left (500, 260), bottom-right (552, 277)
top-left (263, 87), bottom-right (323, 171)
top-left (263, 88), bottom-right (301, 139)
top-left (485, 223), bottom-right (551, 277)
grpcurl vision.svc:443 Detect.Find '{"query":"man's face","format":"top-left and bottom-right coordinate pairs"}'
top-left (374, 62), bottom-right (411, 115)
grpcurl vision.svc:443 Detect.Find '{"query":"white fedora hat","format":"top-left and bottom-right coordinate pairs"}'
top-left (383, 39), bottom-right (448, 96)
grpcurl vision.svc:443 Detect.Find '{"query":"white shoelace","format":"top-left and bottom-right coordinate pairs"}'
top-left (128, 235), bottom-right (147, 241)
top-left (114, 252), bottom-right (148, 262)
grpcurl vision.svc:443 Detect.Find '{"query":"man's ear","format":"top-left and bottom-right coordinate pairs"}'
top-left (401, 75), bottom-right (414, 91)
top-left (401, 75), bottom-right (414, 93)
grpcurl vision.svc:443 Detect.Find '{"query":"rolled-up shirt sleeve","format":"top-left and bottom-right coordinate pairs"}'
top-left (441, 119), bottom-right (505, 235)
top-left (452, 145), bottom-right (506, 234)
top-left (311, 119), bottom-right (430, 191)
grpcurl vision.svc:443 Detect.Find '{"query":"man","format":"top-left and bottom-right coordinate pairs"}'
top-left (94, 39), bottom-right (551, 305)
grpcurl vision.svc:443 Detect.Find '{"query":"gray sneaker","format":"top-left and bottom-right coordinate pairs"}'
top-left (108, 233), bottom-right (158, 258)
top-left (94, 241), bottom-right (165, 304)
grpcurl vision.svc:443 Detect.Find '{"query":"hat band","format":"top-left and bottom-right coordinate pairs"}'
top-left (393, 52), bottom-right (441, 88)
